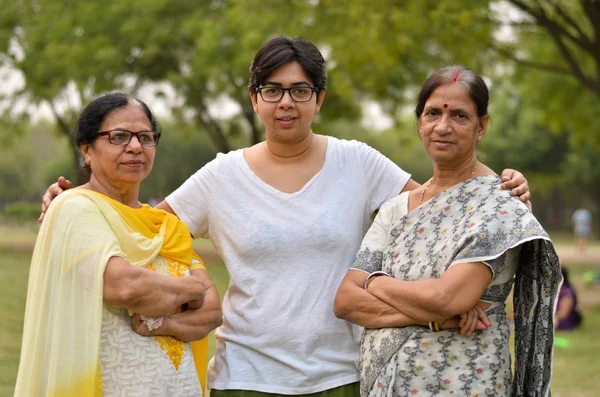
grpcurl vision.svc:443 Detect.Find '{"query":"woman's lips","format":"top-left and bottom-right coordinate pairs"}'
top-left (122, 161), bottom-right (144, 168)
top-left (277, 117), bottom-right (297, 127)
top-left (432, 140), bottom-right (454, 148)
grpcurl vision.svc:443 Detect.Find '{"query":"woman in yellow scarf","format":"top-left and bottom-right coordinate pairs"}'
top-left (14, 93), bottom-right (222, 397)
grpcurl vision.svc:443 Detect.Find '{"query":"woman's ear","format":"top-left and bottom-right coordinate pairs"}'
top-left (477, 115), bottom-right (489, 142)
top-left (315, 90), bottom-right (326, 113)
top-left (249, 91), bottom-right (259, 113)
top-left (80, 143), bottom-right (91, 165)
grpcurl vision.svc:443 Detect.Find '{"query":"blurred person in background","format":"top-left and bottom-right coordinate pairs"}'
top-left (556, 267), bottom-right (583, 330)
top-left (572, 207), bottom-right (592, 253)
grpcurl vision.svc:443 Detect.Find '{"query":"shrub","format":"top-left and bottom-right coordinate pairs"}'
top-left (2, 201), bottom-right (40, 221)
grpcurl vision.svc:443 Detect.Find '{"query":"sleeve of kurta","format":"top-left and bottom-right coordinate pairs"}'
top-left (354, 141), bottom-right (411, 215)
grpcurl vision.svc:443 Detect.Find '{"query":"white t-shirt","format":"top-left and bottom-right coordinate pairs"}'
top-left (166, 136), bottom-right (410, 394)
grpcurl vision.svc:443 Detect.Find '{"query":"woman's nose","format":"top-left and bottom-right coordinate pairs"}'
top-left (433, 115), bottom-right (452, 134)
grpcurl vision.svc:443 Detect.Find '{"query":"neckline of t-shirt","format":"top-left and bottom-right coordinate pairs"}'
top-left (238, 136), bottom-right (334, 199)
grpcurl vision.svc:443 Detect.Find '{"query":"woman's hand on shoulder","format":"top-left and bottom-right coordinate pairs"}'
top-left (499, 169), bottom-right (532, 209)
top-left (39, 176), bottom-right (74, 222)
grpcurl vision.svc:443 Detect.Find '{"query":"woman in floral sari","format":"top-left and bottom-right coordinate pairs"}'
top-left (334, 66), bottom-right (561, 397)
top-left (14, 93), bottom-right (222, 396)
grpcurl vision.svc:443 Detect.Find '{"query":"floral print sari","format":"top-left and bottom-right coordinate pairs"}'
top-left (352, 176), bottom-right (561, 397)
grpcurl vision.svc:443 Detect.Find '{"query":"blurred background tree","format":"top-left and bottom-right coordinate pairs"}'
top-left (0, 0), bottom-right (598, 232)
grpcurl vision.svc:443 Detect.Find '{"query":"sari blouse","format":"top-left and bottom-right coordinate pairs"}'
top-left (352, 176), bottom-right (561, 397)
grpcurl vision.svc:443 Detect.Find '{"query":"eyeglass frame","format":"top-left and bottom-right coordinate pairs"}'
top-left (255, 86), bottom-right (320, 103)
top-left (96, 129), bottom-right (161, 147)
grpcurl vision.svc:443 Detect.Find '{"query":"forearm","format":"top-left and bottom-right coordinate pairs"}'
top-left (368, 277), bottom-right (453, 323)
top-left (104, 258), bottom-right (205, 317)
top-left (401, 178), bottom-right (421, 193)
top-left (163, 269), bottom-right (222, 341)
top-left (140, 282), bottom-right (222, 341)
top-left (335, 280), bottom-right (427, 329)
top-left (155, 200), bottom-right (176, 214)
top-left (126, 273), bottom-right (202, 317)
top-left (161, 304), bottom-right (222, 342)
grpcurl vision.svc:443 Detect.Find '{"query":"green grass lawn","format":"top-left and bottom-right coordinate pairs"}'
top-left (552, 304), bottom-right (600, 397)
top-left (0, 249), bottom-right (30, 397)
top-left (1, 244), bottom-right (599, 395)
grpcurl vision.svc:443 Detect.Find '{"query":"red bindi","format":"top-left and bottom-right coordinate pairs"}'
top-left (443, 104), bottom-right (448, 108)
top-left (452, 71), bottom-right (460, 82)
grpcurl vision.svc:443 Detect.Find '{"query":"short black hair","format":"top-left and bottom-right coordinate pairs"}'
top-left (73, 92), bottom-right (159, 179)
top-left (248, 36), bottom-right (327, 92)
top-left (415, 65), bottom-right (489, 120)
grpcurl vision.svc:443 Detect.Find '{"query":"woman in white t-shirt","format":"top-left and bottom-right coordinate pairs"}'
top-left (41, 36), bottom-right (531, 397)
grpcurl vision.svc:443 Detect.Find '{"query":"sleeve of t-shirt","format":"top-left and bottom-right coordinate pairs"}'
top-left (165, 156), bottom-right (218, 239)
top-left (354, 141), bottom-right (411, 215)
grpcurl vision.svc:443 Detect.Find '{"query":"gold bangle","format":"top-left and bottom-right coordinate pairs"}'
top-left (429, 321), bottom-right (440, 332)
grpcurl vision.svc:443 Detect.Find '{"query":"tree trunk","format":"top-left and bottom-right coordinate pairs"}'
top-left (69, 140), bottom-right (86, 184)
top-left (195, 103), bottom-right (231, 153)
top-left (205, 120), bottom-right (231, 153)
top-left (48, 101), bottom-right (86, 185)
top-left (506, 0), bottom-right (600, 100)
top-left (241, 102), bottom-right (261, 146)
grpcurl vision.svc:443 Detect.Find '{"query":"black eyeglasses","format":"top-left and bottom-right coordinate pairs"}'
top-left (255, 86), bottom-right (319, 103)
top-left (97, 129), bottom-right (161, 147)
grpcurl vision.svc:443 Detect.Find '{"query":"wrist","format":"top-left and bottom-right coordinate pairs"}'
top-left (159, 314), bottom-right (175, 337)
top-left (182, 277), bottom-right (204, 301)
top-left (364, 271), bottom-right (389, 292)
top-left (437, 317), bottom-right (456, 330)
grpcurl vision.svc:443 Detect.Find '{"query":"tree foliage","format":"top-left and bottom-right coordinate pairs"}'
top-left (0, 0), bottom-right (598, 230)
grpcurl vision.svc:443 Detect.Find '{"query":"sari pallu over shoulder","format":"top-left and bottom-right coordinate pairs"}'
top-left (14, 189), bottom-right (208, 397)
top-left (358, 176), bottom-right (561, 397)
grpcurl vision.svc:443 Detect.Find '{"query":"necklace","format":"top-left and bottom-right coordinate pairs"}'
top-left (266, 133), bottom-right (314, 159)
top-left (419, 162), bottom-right (479, 206)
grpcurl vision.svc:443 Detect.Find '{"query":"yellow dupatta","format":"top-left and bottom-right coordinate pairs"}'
top-left (14, 189), bottom-right (208, 397)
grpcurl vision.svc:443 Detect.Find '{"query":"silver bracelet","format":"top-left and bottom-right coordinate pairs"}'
top-left (363, 271), bottom-right (389, 290)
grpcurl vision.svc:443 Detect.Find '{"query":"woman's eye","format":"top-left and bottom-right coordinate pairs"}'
top-left (112, 132), bottom-right (128, 142)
